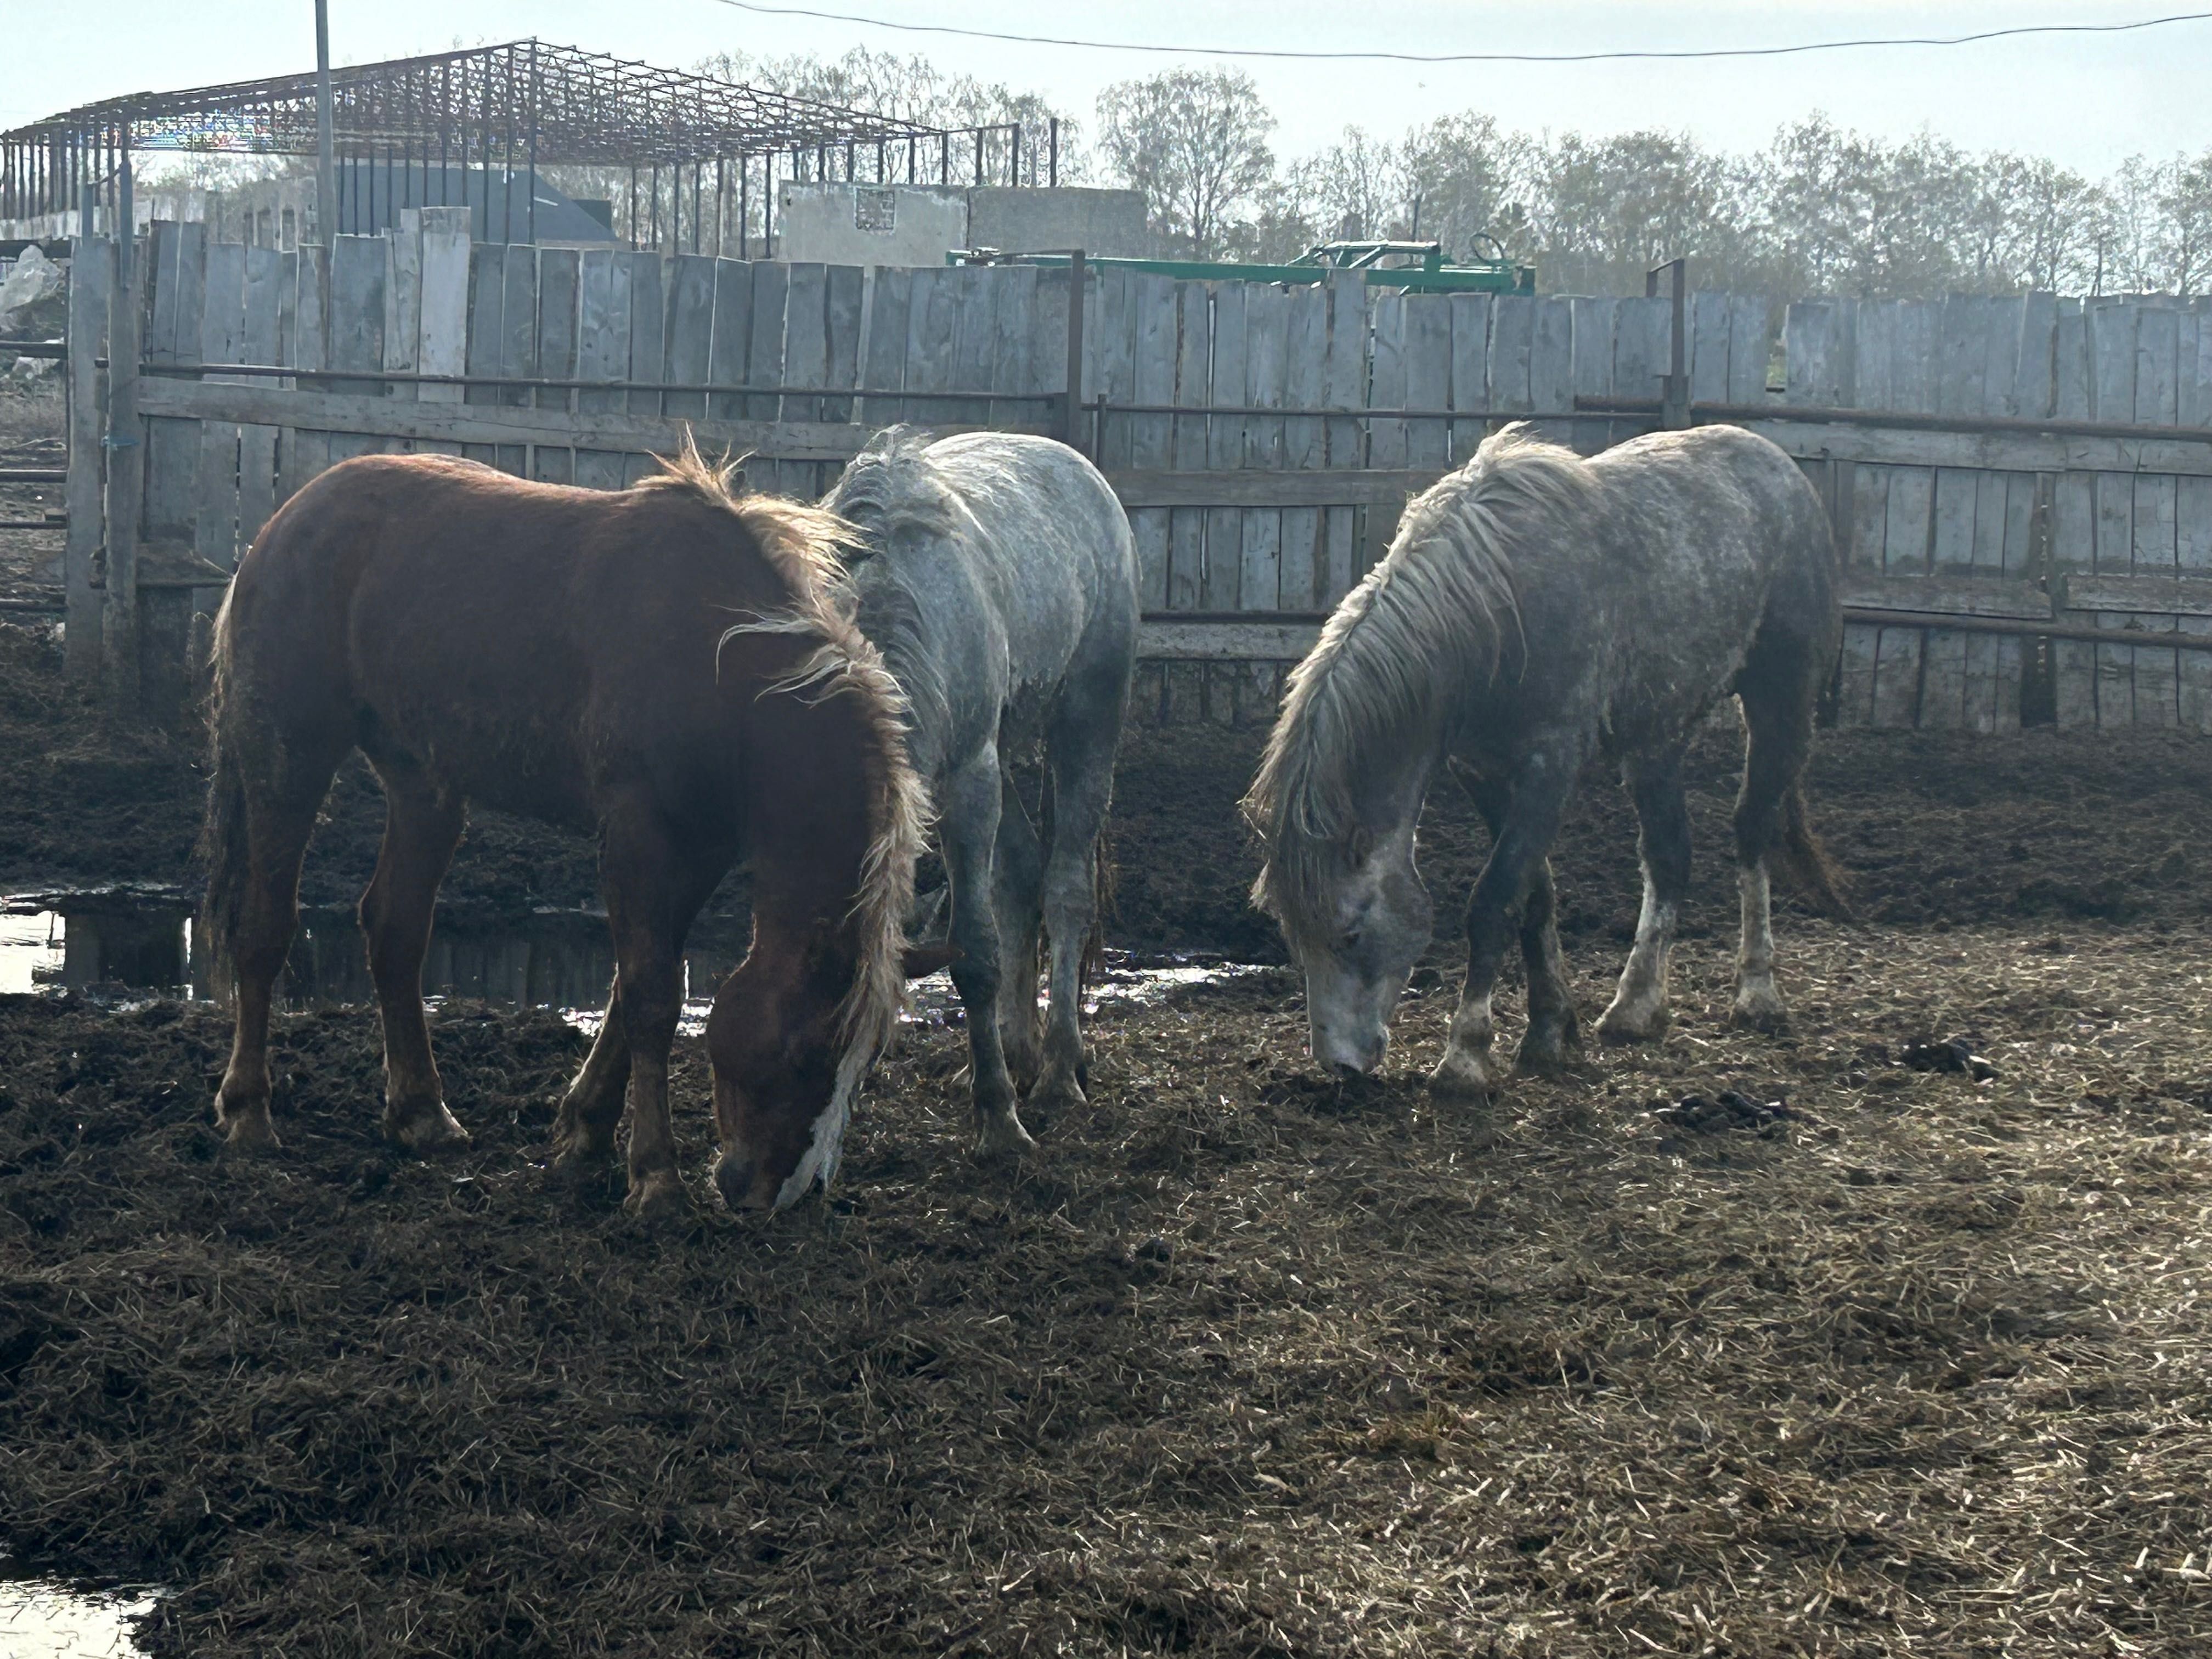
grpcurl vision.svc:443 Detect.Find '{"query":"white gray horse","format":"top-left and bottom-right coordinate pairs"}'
top-left (1245, 422), bottom-right (1849, 1095)
top-left (824, 428), bottom-right (1139, 1152)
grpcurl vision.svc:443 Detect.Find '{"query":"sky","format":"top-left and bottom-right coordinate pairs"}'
top-left (7, 1), bottom-right (2211, 178)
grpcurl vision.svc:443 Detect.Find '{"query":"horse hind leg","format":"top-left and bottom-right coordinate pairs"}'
top-left (360, 762), bottom-right (469, 1150)
top-left (1029, 667), bottom-right (1126, 1119)
top-left (207, 714), bottom-right (348, 1151)
top-left (991, 777), bottom-right (1046, 1093)
top-left (1730, 639), bottom-right (1823, 1030)
top-left (1595, 753), bottom-right (1691, 1043)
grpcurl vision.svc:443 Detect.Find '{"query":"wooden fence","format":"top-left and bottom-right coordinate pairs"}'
top-left (53, 215), bottom-right (2212, 731)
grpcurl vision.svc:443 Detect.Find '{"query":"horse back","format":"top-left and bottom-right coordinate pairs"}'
top-left (222, 453), bottom-right (804, 828)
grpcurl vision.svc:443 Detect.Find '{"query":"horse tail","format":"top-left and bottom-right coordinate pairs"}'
top-left (1775, 781), bottom-right (1854, 922)
top-left (198, 601), bottom-right (250, 1008)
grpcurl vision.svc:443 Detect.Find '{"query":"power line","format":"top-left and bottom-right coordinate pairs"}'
top-left (701, 3), bottom-right (2212, 64)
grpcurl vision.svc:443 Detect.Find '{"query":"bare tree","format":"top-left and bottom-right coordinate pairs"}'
top-left (1095, 69), bottom-right (1276, 258)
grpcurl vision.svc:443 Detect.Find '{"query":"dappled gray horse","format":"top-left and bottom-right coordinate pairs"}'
top-left (825, 428), bottom-right (1139, 1152)
top-left (1245, 422), bottom-right (1848, 1095)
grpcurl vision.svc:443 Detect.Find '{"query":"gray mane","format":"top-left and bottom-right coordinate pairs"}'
top-left (821, 426), bottom-right (974, 754)
top-left (1243, 422), bottom-right (1596, 950)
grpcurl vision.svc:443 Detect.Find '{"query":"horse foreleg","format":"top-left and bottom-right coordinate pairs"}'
top-left (1447, 763), bottom-right (1581, 1076)
top-left (602, 810), bottom-right (716, 1216)
top-left (1596, 756), bottom-right (1692, 1043)
top-left (1730, 648), bottom-right (1818, 1030)
top-left (552, 981), bottom-right (630, 1169)
top-left (943, 754), bottom-right (1032, 1155)
top-left (1432, 743), bottom-right (1585, 1098)
top-left (360, 770), bottom-right (469, 1151)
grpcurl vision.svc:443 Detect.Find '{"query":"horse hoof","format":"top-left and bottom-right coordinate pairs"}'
top-left (1730, 995), bottom-right (1790, 1033)
top-left (974, 1111), bottom-right (1037, 1158)
top-left (1513, 1039), bottom-right (1585, 1076)
top-left (215, 1098), bottom-right (281, 1153)
top-left (386, 1102), bottom-right (471, 1153)
top-left (1427, 1051), bottom-right (1495, 1100)
top-left (1025, 1072), bottom-right (1088, 1119)
top-left (1595, 1005), bottom-right (1668, 1045)
top-left (623, 1171), bottom-right (691, 1219)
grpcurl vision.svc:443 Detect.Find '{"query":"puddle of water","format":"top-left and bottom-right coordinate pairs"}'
top-left (0, 1574), bottom-right (158, 1659)
top-left (1, 890), bottom-right (1271, 1032)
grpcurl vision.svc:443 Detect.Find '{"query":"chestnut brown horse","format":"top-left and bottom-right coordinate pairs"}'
top-left (201, 443), bottom-right (928, 1214)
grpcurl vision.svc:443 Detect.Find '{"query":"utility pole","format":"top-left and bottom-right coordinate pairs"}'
top-left (314, 0), bottom-right (336, 243)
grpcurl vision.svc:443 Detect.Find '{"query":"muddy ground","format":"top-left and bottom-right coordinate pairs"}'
top-left (6, 919), bottom-right (2212, 1657)
top-left (8, 595), bottom-right (2212, 1654)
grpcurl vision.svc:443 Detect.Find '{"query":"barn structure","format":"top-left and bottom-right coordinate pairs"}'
top-left (0, 39), bottom-right (1032, 251)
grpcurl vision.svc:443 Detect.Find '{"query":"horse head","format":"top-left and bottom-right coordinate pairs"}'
top-left (1277, 819), bottom-right (1434, 1076)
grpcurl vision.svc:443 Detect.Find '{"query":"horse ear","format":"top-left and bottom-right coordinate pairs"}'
top-left (902, 942), bottom-right (960, 979)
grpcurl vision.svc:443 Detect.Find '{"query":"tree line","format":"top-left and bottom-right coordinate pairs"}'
top-left (721, 46), bottom-right (2212, 303)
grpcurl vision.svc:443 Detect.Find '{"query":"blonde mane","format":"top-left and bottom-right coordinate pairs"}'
top-left (1242, 424), bottom-right (1595, 953)
top-left (661, 435), bottom-right (931, 1206)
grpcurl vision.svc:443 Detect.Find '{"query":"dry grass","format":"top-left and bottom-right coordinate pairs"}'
top-left (4, 909), bottom-right (2212, 1656)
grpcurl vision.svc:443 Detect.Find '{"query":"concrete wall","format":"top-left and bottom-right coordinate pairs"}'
top-left (967, 188), bottom-right (1149, 258)
top-left (776, 183), bottom-right (969, 268)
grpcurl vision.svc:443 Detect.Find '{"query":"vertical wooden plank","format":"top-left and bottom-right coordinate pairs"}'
top-left (1529, 295), bottom-right (1573, 447)
top-left (1833, 300), bottom-right (1893, 726)
top-left (1321, 270), bottom-right (1364, 600)
top-left (1277, 282), bottom-right (1328, 613)
top-left (1688, 290), bottom-right (1732, 409)
top-left (708, 258), bottom-right (755, 426)
top-left (493, 242), bottom-right (539, 475)
top-left (234, 245), bottom-right (282, 555)
top-left (1203, 281), bottom-right (1247, 612)
top-left (1164, 279), bottom-right (1211, 724)
top-left (747, 258), bottom-right (791, 427)
top-left (620, 251), bottom-right (664, 487)
top-left (533, 245), bottom-right (580, 482)
top-left (1404, 294), bottom-right (1452, 472)
top-left (1366, 289), bottom-right (1407, 471)
top-left (191, 239), bottom-right (247, 577)
top-left (1446, 292), bottom-right (1492, 465)
top-left (2049, 297), bottom-right (2096, 726)
top-left (1362, 288), bottom-right (1407, 582)
top-left (279, 243), bottom-right (329, 503)
top-left (2132, 304), bottom-right (2181, 726)
top-left (984, 263), bottom-right (1033, 435)
top-left (858, 263), bottom-right (909, 431)
top-left (103, 236), bottom-right (148, 716)
top-left (1965, 296), bottom-right (2023, 730)
top-left (459, 242), bottom-right (505, 467)
top-left (1127, 272), bottom-right (1178, 613)
top-left (781, 261), bottom-right (830, 427)
top-left (1237, 283), bottom-right (1288, 721)
top-left (660, 252), bottom-right (717, 422)
top-left (1916, 296), bottom-right (1987, 729)
top-left (573, 246), bottom-right (631, 491)
top-left (942, 263), bottom-right (996, 432)
top-left (1487, 291), bottom-right (1534, 437)
top-left (2089, 301), bottom-right (2139, 726)
top-left (383, 207), bottom-right (423, 403)
top-left (63, 234), bottom-right (110, 684)
top-left (417, 208), bottom-right (470, 408)
top-left (1725, 295), bottom-right (1769, 404)
top-left (898, 263), bottom-right (952, 437)
top-left (825, 262), bottom-right (867, 441)
top-left (1567, 295), bottom-right (1616, 455)
top-left (140, 223), bottom-right (205, 563)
